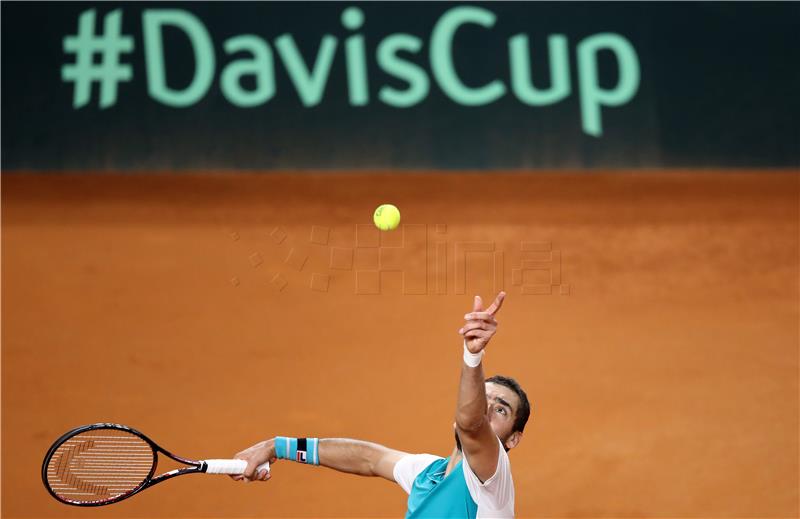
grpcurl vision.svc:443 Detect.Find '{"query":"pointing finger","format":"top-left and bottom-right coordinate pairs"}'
top-left (485, 291), bottom-right (506, 316)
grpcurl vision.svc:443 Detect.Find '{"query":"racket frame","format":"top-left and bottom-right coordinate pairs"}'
top-left (42, 422), bottom-right (213, 507)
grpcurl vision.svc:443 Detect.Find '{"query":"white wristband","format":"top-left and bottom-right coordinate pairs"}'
top-left (463, 341), bottom-right (484, 367)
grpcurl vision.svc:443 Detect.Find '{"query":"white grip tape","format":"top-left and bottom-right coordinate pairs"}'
top-left (204, 459), bottom-right (270, 475)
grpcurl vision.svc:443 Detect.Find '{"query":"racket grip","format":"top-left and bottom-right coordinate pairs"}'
top-left (204, 459), bottom-right (270, 475)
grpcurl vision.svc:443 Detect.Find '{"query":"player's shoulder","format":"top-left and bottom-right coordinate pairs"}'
top-left (397, 453), bottom-right (446, 480)
top-left (462, 437), bottom-right (512, 472)
top-left (460, 437), bottom-right (514, 489)
top-left (393, 453), bottom-right (446, 494)
top-left (399, 452), bottom-right (445, 467)
top-left (461, 442), bottom-right (515, 515)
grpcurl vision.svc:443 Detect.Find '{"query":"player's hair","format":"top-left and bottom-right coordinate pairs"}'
top-left (486, 375), bottom-right (531, 433)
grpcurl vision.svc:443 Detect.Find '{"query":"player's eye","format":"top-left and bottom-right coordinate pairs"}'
top-left (496, 406), bottom-right (506, 415)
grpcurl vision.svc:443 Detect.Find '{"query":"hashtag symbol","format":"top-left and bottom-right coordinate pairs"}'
top-left (61, 9), bottom-right (134, 109)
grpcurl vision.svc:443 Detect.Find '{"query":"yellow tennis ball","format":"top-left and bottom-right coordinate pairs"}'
top-left (373, 204), bottom-right (401, 231)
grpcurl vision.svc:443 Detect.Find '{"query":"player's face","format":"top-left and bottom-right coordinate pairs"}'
top-left (485, 382), bottom-right (522, 450)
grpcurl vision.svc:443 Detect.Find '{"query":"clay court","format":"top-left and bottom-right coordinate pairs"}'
top-left (2, 171), bottom-right (798, 517)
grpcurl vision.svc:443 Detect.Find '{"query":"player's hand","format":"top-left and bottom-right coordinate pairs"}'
top-left (230, 438), bottom-right (277, 482)
top-left (459, 291), bottom-right (505, 353)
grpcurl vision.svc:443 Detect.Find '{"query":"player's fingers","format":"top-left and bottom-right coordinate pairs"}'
top-left (464, 329), bottom-right (491, 339)
top-left (459, 321), bottom-right (491, 334)
top-left (243, 461), bottom-right (259, 480)
top-left (486, 291), bottom-right (506, 315)
top-left (468, 316), bottom-right (497, 328)
top-left (460, 322), bottom-right (482, 333)
top-left (463, 312), bottom-right (497, 322)
top-left (472, 295), bottom-right (483, 312)
top-left (232, 454), bottom-right (250, 480)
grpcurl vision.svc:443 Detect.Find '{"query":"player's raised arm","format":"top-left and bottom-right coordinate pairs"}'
top-left (230, 437), bottom-right (408, 483)
top-left (455, 291), bottom-right (506, 482)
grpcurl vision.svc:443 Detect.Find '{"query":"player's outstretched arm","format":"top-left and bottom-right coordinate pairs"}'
top-left (230, 437), bottom-right (408, 483)
top-left (455, 291), bottom-right (506, 483)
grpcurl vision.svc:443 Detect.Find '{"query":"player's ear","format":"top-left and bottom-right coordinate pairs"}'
top-left (505, 431), bottom-right (522, 450)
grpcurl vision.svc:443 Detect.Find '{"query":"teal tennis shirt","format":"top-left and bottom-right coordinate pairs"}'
top-left (392, 438), bottom-right (515, 518)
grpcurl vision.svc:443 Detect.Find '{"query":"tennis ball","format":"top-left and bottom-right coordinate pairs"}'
top-left (373, 204), bottom-right (401, 231)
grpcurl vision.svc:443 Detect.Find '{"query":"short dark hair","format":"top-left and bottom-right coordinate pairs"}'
top-left (486, 375), bottom-right (531, 433)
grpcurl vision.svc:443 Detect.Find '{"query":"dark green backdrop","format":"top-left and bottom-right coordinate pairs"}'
top-left (2, 2), bottom-right (798, 170)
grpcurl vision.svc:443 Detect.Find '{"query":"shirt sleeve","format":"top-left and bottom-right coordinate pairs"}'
top-left (461, 437), bottom-right (515, 510)
top-left (392, 453), bottom-right (443, 494)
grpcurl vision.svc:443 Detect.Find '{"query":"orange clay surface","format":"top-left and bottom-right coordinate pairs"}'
top-left (2, 172), bottom-right (798, 518)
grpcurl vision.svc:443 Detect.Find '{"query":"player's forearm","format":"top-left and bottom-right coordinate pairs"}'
top-left (456, 292), bottom-right (504, 432)
top-left (316, 438), bottom-right (387, 477)
top-left (456, 358), bottom-right (488, 431)
top-left (266, 437), bottom-right (386, 477)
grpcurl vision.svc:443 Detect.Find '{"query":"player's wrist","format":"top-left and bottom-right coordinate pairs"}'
top-left (266, 438), bottom-right (277, 460)
top-left (274, 436), bottom-right (320, 465)
top-left (463, 340), bottom-right (484, 367)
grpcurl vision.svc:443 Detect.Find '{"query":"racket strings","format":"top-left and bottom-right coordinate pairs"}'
top-left (46, 429), bottom-right (154, 503)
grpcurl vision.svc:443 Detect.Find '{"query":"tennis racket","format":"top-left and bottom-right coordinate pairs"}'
top-left (42, 423), bottom-right (269, 506)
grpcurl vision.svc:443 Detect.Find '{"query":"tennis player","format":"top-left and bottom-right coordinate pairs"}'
top-left (232, 291), bottom-right (530, 518)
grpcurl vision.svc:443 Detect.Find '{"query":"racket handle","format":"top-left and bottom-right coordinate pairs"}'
top-left (204, 459), bottom-right (270, 475)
